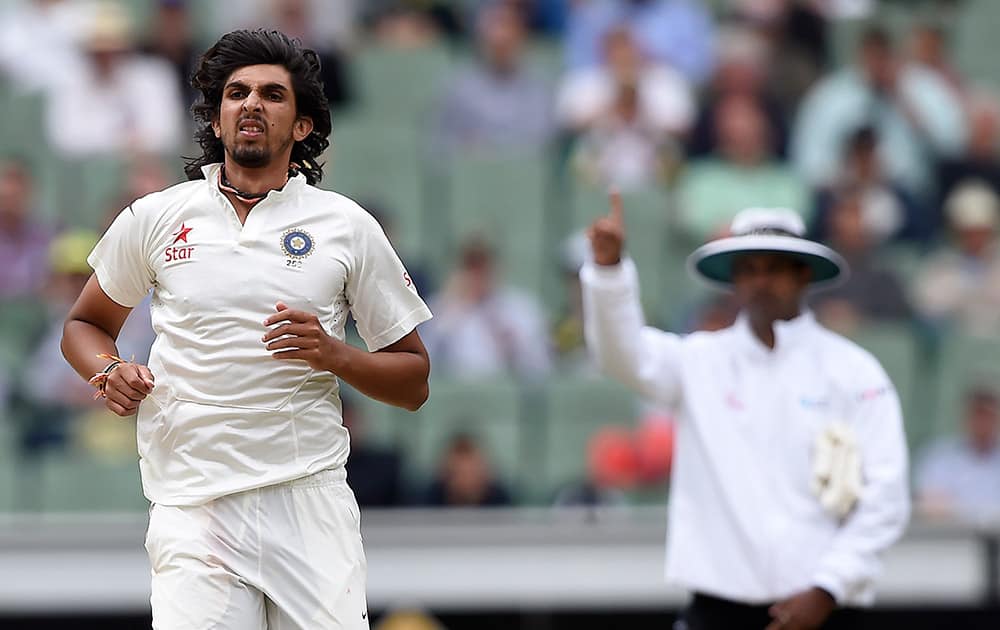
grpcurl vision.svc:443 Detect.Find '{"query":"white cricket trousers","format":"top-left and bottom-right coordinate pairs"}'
top-left (145, 468), bottom-right (370, 629)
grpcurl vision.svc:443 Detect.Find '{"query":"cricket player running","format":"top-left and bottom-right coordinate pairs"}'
top-left (61, 30), bottom-right (432, 629)
top-left (584, 194), bottom-right (909, 630)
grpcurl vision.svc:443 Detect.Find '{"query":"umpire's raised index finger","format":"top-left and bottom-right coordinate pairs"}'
top-left (609, 189), bottom-right (624, 222)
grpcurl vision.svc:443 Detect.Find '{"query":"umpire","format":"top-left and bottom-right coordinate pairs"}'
top-left (582, 196), bottom-right (909, 630)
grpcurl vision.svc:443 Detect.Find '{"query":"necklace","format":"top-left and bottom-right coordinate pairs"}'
top-left (218, 164), bottom-right (298, 207)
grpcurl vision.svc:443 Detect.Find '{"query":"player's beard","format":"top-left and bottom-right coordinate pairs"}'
top-left (229, 142), bottom-right (270, 168)
top-left (227, 133), bottom-right (295, 169)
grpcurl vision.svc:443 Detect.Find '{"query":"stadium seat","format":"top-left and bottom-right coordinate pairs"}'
top-left (352, 44), bottom-right (454, 125)
top-left (445, 150), bottom-right (551, 295)
top-left (570, 185), bottom-right (680, 319)
top-left (56, 156), bottom-right (129, 229)
top-left (541, 375), bottom-right (639, 497)
top-left (407, 378), bottom-right (523, 493)
top-left (325, 117), bottom-right (428, 262)
top-left (849, 323), bottom-right (925, 448)
top-left (38, 452), bottom-right (147, 512)
top-left (0, 298), bottom-right (48, 374)
top-left (932, 333), bottom-right (1000, 439)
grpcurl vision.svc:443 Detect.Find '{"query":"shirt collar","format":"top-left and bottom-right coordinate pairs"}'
top-left (201, 162), bottom-right (306, 201)
top-left (732, 309), bottom-right (818, 358)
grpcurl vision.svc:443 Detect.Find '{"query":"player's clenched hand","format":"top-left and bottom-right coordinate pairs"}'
top-left (765, 587), bottom-right (836, 630)
top-left (104, 363), bottom-right (155, 417)
top-left (587, 190), bottom-right (625, 266)
top-left (262, 301), bottom-right (344, 372)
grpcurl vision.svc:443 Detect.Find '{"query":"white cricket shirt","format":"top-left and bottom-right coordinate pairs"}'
top-left (88, 164), bottom-right (432, 506)
top-left (581, 259), bottom-right (910, 606)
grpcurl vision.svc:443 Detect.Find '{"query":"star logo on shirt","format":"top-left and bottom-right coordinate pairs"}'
top-left (171, 223), bottom-right (193, 245)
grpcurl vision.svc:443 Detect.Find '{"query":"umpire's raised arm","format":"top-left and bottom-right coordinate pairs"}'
top-left (580, 191), bottom-right (683, 408)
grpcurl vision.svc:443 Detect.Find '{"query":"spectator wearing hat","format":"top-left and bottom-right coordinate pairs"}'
top-left (582, 195), bottom-right (909, 629)
top-left (0, 0), bottom-right (93, 94)
top-left (44, 0), bottom-right (184, 156)
top-left (936, 91), bottom-right (1000, 233)
top-left (912, 180), bottom-right (1000, 336)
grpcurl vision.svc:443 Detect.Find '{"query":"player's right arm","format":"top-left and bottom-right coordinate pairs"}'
top-left (61, 204), bottom-right (157, 417)
top-left (61, 276), bottom-right (154, 417)
top-left (581, 191), bottom-right (683, 407)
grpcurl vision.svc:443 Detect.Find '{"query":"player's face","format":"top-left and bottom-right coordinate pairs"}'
top-left (212, 64), bottom-right (313, 169)
top-left (731, 253), bottom-right (811, 324)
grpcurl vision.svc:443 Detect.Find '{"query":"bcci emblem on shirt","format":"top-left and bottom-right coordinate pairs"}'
top-left (281, 228), bottom-right (314, 269)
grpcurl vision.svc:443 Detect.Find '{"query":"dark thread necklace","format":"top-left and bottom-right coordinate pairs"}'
top-left (218, 164), bottom-right (298, 207)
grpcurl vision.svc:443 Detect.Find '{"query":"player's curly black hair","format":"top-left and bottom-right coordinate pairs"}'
top-left (184, 29), bottom-right (331, 185)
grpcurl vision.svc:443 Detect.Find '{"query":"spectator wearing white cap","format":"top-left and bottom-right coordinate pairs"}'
top-left (912, 180), bottom-right (1000, 336)
top-left (582, 197), bottom-right (909, 629)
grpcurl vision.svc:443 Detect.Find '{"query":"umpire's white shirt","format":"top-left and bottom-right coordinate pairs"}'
top-left (581, 259), bottom-right (909, 606)
top-left (88, 164), bottom-right (432, 506)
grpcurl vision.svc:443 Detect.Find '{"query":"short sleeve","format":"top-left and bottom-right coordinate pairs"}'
top-left (86, 204), bottom-right (155, 308)
top-left (346, 211), bottom-right (432, 351)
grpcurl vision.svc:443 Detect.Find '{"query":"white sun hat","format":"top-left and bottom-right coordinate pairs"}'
top-left (687, 208), bottom-right (849, 289)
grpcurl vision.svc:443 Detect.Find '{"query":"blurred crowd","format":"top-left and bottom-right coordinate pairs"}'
top-left (2, 0), bottom-right (1000, 521)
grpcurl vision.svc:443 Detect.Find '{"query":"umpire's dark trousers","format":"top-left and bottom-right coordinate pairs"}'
top-left (677, 593), bottom-right (866, 630)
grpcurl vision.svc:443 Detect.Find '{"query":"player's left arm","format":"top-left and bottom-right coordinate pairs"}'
top-left (263, 301), bottom-right (429, 411)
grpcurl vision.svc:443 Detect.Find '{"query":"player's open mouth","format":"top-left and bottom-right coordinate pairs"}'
top-left (238, 120), bottom-right (265, 137)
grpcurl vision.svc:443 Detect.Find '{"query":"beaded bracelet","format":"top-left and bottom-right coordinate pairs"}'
top-left (87, 353), bottom-right (126, 400)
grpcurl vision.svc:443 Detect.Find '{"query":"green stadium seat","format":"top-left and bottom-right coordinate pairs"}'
top-left (55, 156), bottom-right (128, 229)
top-left (542, 376), bottom-right (639, 496)
top-left (325, 117), bottom-right (427, 262)
top-left (848, 323), bottom-right (926, 449)
top-left (408, 378), bottom-right (523, 492)
top-left (0, 424), bottom-right (16, 512)
top-left (570, 186), bottom-right (683, 319)
top-left (932, 333), bottom-right (1000, 439)
top-left (38, 452), bottom-right (148, 512)
top-left (445, 150), bottom-right (551, 295)
top-left (340, 382), bottom-right (406, 450)
top-left (352, 44), bottom-right (454, 124)
top-left (0, 298), bottom-right (48, 374)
